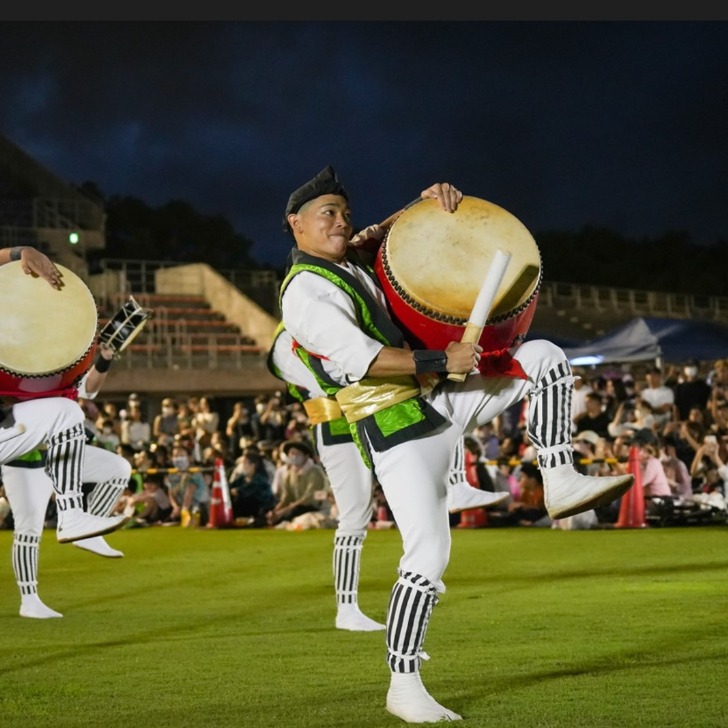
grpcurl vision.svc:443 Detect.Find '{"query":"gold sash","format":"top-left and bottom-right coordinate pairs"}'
top-left (335, 376), bottom-right (422, 423)
top-left (303, 397), bottom-right (344, 425)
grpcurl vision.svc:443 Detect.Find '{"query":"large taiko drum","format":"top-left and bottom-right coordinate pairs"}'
top-left (374, 196), bottom-right (542, 353)
top-left (0, 261), bottom-right (98, 398)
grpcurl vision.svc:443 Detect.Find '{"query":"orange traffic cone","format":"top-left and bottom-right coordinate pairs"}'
top-left (459, 506), bottom-right (488, 528)
top-left (615, 445), bottom-right (647, 529)
top-left (457, 449), bottom-right (488, 528)
top-left (208, 458), bottom-right (234, 529)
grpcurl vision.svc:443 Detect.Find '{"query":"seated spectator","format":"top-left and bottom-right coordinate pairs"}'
top-left (226, 401), bottom-right (256, 461)
top-left (673, 359), bottom-right (712, 421)
top-left (608, 400), bottom-right (635, 440)
top-left (603, 376), bottom-right (630, 420)
top-left (638, 366), bottom-right (676, 428)
top-left (96, 417), bottom-right (121, 452)
top-left (267, 440), bottom-right (330, 527)
top-left (634, 431), bottom-right (672, 498)
top-left (258, 394), bottom-right (289, 442)
top-left (496, 456), bottom-right (520, 501)
top-left (687, 438), bottom-right (728, 513)
top-left (471, 422), bottom-right (501, 462)
top-left (690, 435), bottom-right (726, 489)
top-left (256, 440), bottom-right (280, 485)
top-left (659, 440), bottom-right (693, 502)
top-left (574, 391), bottom-right (611, 438)
top-left (707, 400), bottom-right (728, 461)
top-left (229, 450), bottom-right (276, 527)
top-left (661, 405), bottom-right (708, 472)
top-left (132, 447), bottom-right (156, 478)
top-left (572, 430), bottom-right (601, 473)
top-left (150, 442), bottom-right (172, 472)
top-left (166, 442), bottom-right (211, 527)
top-left (462, 435), bottom-right (497, 492)
top-left (153, 397), bottom-right (180, 447)
top-left (121, 401), bottom-right (152, 452)
top-left (126, 473), bottom-right (173, 525)
top-left (192, 395), bottom-right (220, 450)
top-left (204, 430), bottom-right (233, 469)
top-left (497, 461), bottom-right (550, 527)
top-left (177, 399), bottom-right (197, 443)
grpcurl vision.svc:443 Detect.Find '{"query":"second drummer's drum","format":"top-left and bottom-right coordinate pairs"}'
top-left (374, 195), bottom-right (542, 353)
top-left (0, 261), bottom-right (98, 398)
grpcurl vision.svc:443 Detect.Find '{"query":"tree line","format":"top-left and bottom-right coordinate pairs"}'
top-left (80, 183), bottom-right (728, 296)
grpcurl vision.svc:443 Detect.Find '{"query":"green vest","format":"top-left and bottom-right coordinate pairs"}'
top-left (278, 249), bottom-right (445, 468)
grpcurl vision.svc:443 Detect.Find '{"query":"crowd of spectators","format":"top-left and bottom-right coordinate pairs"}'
top-left (1, 357), bottom-right (727, 533)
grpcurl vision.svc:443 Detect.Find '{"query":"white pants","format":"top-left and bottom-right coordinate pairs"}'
top-left (315, 430), bottom-right (373, 536)
top-left (3, 445), bottom-right (131, 535)
top-left (372, 339), bottom-right (570, 590)
top-left (0, 398), bottom-right (83, 463)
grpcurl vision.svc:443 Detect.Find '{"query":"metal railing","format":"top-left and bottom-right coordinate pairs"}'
top-left (92, 259), bottom-right (728, 371)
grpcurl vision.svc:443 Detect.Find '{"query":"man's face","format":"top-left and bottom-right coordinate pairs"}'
top-left (288, 194), bottom-right (352, 263)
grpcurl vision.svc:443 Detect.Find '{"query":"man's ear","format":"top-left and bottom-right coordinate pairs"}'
top-left (288, 213), bottom-right (301, 235)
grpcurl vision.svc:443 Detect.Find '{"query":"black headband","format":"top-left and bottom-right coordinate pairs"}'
top-left (282, 165), bottom-right (349, 235)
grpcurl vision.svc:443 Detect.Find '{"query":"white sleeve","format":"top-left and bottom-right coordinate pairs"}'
top-left (271, 329), bottom-right (326, 397)
top-left (75, 372), bottom-right (98, 400)
top-left (281, 272), bottom-right (384, 384)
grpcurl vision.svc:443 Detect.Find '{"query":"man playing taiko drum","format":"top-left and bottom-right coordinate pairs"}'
top-left (279, 166), bottom-right (634, 723)
top-left (0, 247), bottom-right (128, 582)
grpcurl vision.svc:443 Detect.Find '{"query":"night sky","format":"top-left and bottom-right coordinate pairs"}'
top-left (1, 21), bottom-right (726, 267)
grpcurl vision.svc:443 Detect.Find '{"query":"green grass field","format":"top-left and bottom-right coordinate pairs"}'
top-left (1, 524), bottom-right (727, 728)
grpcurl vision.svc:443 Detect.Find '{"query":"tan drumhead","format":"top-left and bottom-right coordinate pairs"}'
top-left (382, 196), bottom-right (541, 322)
top-left (0, 261), bottom-right (98, 375)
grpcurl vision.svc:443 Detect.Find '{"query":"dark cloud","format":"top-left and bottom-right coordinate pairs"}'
top-left (0, 21), bottom-right (726, 266)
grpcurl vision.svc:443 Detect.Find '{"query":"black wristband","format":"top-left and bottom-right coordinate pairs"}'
top-left (94, 353), bottom-right (112, 373)
top-left (413, 349), bottom-right (448, 375)
top-left (10, 246), bottom-right (26, 261)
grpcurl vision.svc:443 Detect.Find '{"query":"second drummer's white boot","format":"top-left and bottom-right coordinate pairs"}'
top-left (57, 510), bottom-right (129, 544)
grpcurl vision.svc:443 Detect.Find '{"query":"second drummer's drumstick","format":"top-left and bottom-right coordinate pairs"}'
top-left (447, 249), bottom-right (512, 383)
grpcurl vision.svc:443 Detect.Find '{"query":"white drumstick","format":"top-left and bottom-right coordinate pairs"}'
top-left (447, 249), bottom-right (512, 382)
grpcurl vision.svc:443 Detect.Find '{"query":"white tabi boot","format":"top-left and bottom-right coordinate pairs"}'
top-left (542, 464), bottom-right (634, 519)
top-left (20, 594), bottom-right (63, 619)
top-left (447, 481), bottom-right (509, 513)
top-left (72, 535), bottom-right (124, 558)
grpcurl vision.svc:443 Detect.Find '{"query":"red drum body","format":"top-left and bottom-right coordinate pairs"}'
top-left (374, 196), bottom-right (542, 353)
top-left (0, 261), bottom-right (98, 398)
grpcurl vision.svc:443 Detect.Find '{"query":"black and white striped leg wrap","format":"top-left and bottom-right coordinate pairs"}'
top-left (12, 533), bottom-right (40, 597)
top-left (45, 423), bottom-right (85, 511)
top-left (333, 532), bottom-right (365, 606)
top-left (526, 360), bottom-right (575, 469)
top-left (88, 479), bottom-right (127, 517)
top-left (386, 571), bottom-right (439, 674)
top-left (448, 438), bottom-right (465, 486)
